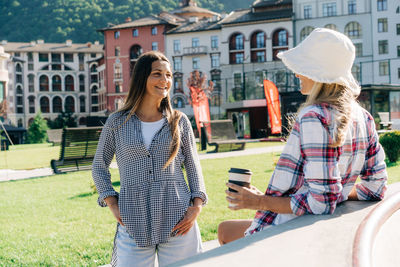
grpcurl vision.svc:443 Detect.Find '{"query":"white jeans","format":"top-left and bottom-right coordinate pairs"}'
top-left (116, 222), bottom-right (203, 267)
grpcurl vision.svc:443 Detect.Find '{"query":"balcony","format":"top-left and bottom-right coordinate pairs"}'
top-left (183, 46), bottom-right (208, 56)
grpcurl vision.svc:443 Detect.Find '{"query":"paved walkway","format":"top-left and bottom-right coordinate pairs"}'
top-left (0, 145), bottom-right (284, 182)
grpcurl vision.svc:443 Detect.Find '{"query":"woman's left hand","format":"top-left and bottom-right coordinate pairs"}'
top-left (226, 183), bottom-right (264, 210)
top-left (172, 202), bottom-right (202, 236)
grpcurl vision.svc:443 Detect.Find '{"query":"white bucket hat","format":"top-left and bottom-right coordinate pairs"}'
top-left (277, 28), bottom-right (360, 95)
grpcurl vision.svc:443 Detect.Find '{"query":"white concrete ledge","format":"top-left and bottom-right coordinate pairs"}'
top-left (171, 183), bottom-right (400, 267)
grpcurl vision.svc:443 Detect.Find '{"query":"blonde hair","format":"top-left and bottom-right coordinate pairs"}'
top-left (118, 51), bottom-right (182, 168)
top-left (301, 82), bottom-right (355, 147)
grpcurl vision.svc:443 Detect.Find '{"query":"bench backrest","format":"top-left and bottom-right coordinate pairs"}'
top-left (60, 127), bottom-right (103, 160)
top-left (202, 120), bottom-right (237, 142)
top-left (47, 129), bottom-right (62, 144)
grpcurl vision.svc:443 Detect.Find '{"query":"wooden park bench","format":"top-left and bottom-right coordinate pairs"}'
top-left (46, 129), bottom-right (62, 145)
top-left (202, 120), bottom-right (253, 153)
top-left (51, 127), bottom-right (103, 174)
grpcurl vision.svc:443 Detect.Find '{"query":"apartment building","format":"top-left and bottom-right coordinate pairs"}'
top-left (2, 40), bottom-right (103, 128)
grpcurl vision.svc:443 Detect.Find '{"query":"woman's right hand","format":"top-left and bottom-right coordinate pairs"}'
top-left (105, 196), bottom-right (124, 226)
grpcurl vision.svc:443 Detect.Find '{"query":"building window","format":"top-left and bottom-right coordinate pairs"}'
top-left (64, 53), bottom-right (73, 62)
top-left (91, 53), bottom-right (96, 58)
top-left (398, 68), bottom-right (400, 79)
top-left (323, 2), bottom-right (337, 16)
top-left (28, 63), bottom-right (34, 71)
top-left (255, 32), bottom-right (265, 48)
top-left (379, 61), bottom-right (389, 76)
top-left (352, 65), bottom-right (361, 81)
top-left (132, 29), bottom-right (138, 37)
top-left (256, 51), bottom-right (265, 62)
top-left (211, 54), bottom-right (220, 68)
top-left (80, 96), bottom-right (86, 113)
top-left (211, 71), bottom-right (221, 92)
top-left (114, 64), bottom-right (122, 80)
top-left (173, 40), bottom-right (181, 53)
top-left (15, 63), bottom-right (22, 72)
top-left (91, 74), bottom-right (98, 83)
top-left (151, 26), bottom-right (157, 35)
top-left (152, 42), bottom-right (158, 51)
top-left (272, 29), bottom-right (289, 60)
top-left (28, 74), bottom-right (35, 92)
top-left (40, 97), bottom-right (50, 113)
top-left (28, 96), bottom-right (35, 114)
top-left (354, 43), bottom-right (363, 57)
top-left (378, 40), bottom-right (388, 54)
top-left (115, 82), bottom-right (122, 93)
top-left (39, 75), bottom-right (49, 91)
top-left (398, 46), bottom-right (400, 57)
top-left (130, 45), bottom-right (142, 60)
top-left (325, 24), bottom-right (337, 31)
top-left (91, 86), bottom-right (98, 94)
top-left (65, 75), bottom-right (74, 91)
top-left (304, 5), bottom-right (312, 18)
top-left (192, 37), bottom-right (199, 47)
top-left (115, 46), bottom-right (120, 56)
top-left (28, 52), bottom-right (33, 62)
top-left (51, 53), bottom-right (61, 62)
top-left (53, 96), bottom-right (62, 113)
top-left (229, 33), bottom-right (245, 64)
top-left (377, 0), bottom-right (387, 11)
top-left (251, 31), bottom-right (266, 62)
top-left (211, 36), bottom-right (218, 49)
top-left (233, 73), bottom-right (243, 100)
top-left (65, 96), bottom-right (75, 112)
top-left (173, 73), bottom-right (183, 94)
top-left (52, 75), bottom-right (62, 91)
top-left (192, 57), bottom-right (200, 69)
top-left (78, 53), bottom-right (84, 71)
top-left (300, 26), bottom-right (314, 41)
top-left (114, 31), bottom-right (120, 39)
top-left (79, 75), bottom-right (85, 92)
top-left (210, 94), bottom-right (221, 107)
top-left (348, 0), bottom-right (356, 14)
top-left (52, 64), bottom-right (62, 71)
top-left (345, 22), bottom-right (362, 39)
top-left (172, 97), bottom-right (185, 108)
top-left (91, 95), bottom-right (98, 105)
top-left (173, 57), bottom-right (182, 72)
top-left (39, 53), bottom-right (48, 62)
top-left (397, 24), bottom-right (400, 35)
top-left (378, 18), bottom-right (388, 32)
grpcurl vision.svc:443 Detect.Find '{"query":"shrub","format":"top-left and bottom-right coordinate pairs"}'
top-left (379, 131), bottom-right (400, 163)
top-left (26, 112), bottom-right (48, 144)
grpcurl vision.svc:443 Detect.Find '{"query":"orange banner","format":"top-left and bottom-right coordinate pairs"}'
top-left (190, 86), bottom-right (211, 138)
top-left (263, 80), bottom-right (282, 134)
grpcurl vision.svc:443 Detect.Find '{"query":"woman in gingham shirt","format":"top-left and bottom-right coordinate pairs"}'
top-left (218, 28), bottom-right (387, 244)
top-left (92, 51), bottom-right (207, 266)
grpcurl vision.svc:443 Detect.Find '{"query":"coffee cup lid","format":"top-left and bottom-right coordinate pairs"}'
top-left (229, 168), bottom-right (252, 175)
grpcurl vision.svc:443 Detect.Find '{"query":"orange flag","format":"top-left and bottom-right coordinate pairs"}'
top-left (190, 86), bottom-right (211, 138)
top-left (263, 80), bottom-right (282, 134)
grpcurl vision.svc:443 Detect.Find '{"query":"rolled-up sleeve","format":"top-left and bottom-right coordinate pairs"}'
top-left (92, 117), bottom-right (119, 207)
top-left (357, 117), bottom-right (387, 200)
top-left (291, 112), bottom-right (342, 216)
top-left (180, 114), bottom-right (208, 205)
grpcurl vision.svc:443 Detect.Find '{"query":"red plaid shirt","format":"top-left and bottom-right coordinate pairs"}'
top-left (246, 103), bottom-right (387, 235)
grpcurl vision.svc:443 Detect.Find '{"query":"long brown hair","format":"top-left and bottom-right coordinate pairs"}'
top-left (119, 51), bottom-right (182, 168)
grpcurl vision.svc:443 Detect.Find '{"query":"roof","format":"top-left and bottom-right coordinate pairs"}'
top-left (1, 124), bottom-right (26, 132)
top-left (99, 15), bottom-right (178, 31)
top-left (166, 19), bottom-right (221, 34)
top-left (2, 42), bottom-right (103, 53)
top-left (252, 0), bottom-right (292, 8)
top-left (221, 8), bottom-right (292, 25)
top-left (171, 5), bottom-right (220, 17)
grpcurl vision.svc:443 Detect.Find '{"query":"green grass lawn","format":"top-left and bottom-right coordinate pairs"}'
top-left (1, 150), bottom-right (400, 266)
top-left (0, 141), bottom-right (284, 170)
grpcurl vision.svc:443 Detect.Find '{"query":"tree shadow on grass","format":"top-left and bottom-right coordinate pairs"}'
top-left (68, 181), bottom-right (120, 199)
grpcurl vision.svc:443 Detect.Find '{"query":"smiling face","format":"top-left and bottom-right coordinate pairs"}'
top-left (145, 60), bottom-right (172, 101)
top-left (296, 74), bottom-right (315, 95)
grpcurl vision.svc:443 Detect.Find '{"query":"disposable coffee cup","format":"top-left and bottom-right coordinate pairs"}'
top-left (228, 168), bottom-right (252, 207)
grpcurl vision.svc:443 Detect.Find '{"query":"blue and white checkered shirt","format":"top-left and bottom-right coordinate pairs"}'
top-left (92, 111), bottom-right (207, 248)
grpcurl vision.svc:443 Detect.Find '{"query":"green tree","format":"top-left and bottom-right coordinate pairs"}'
top-left (27, 112), bottom-right (48, 144)
top-left (47, 111), bottom-right (78, 129)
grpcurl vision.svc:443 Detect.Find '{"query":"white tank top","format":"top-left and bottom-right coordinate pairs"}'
top-left (140, 118), bottom-right (165, 149)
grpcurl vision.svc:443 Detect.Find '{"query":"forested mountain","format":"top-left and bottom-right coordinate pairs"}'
top-left (1, 0), bottom-right (255, 44)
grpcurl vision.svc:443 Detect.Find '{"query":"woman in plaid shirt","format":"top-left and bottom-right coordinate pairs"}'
top-left (218, 28), bottom-right (387, 244)
top-left (92, 51), bottom-right (207, 266)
